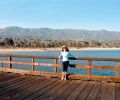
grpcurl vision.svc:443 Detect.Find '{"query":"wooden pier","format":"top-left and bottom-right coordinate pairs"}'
top-left (0, 71), bottom-right (120, 100)
top-left (0, 54), bottom-right (120, 99)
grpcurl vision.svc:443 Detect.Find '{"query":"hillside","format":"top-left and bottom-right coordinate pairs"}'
top-left (0, 26), bottom-right (120, 41)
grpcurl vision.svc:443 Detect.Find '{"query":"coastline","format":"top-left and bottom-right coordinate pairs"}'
top-left (0, 47), bottom-right (120, 52)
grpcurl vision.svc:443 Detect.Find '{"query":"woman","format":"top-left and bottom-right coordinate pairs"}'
top-left (59, 45), bottom-right (74, 80)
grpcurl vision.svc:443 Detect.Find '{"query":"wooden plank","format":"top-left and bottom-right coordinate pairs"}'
top-left (32, 58), bottom-right (35, 71)
top-left (0, 54), bottom-right (120, 61)
top-left (37, 79), bottom-right (69, 99)
top-left (8, 56), bottom-right (12, 68)
top-left (13, 78), bottom-right (57, 100)
top-left (1, 60), bottom-right (120, 71)
top-left (88, 60), bottom-right (92, 79)
top-left (54, 80), bottom-right (81, 100)
top-left (1, 68), bottom-right (120, 82)
top-left (0, 72), bottom-right (9, 76)
top-left (96, 82), bottom-right (109, 100)
top-left (67, 81), bottom-right (88, 100)
top-left (54, 59), bottom-right (57, 72)
top-left (0, 75), bottom-right (35, 95)
top-left (86, 81), bottom-right (101, 100)
top-left (76, 81), bottom-right (95, 100)
top-left (0, 72), bottom-right (14, 78)
top-left (0, 68), bottom-right (61, 77)
top-left (115, 83), bottom-right (120, 100)
top-left (2, 77), bottom-right (47, 100)
top-left (0, 74), bottom-right (32, 87)
top-left (115, 61), bottom-right (119, 78)
top-left (104, 82), bottom-right (115, 100)
top-left (50, 80), bottom-right (74, 100)
top-left (23, 79), bottom-right (62, 100)
top-left (0, 73), bottom-right (22, 83)
top-left (0, 75), bottom-right (29, 86)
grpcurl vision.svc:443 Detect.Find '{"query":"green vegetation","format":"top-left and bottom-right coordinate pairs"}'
top-left (0, 38), bottom-right (120, 48)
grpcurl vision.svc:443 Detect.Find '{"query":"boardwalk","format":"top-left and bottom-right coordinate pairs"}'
top-left (0, 72), bottom-right (120, 100)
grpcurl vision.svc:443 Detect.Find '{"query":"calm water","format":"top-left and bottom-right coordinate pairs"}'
top-left (0, 50), bottom-right (120, 76)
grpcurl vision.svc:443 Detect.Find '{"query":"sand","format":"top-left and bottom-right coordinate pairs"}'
top-left (0, 47), bottom-right (120, 52)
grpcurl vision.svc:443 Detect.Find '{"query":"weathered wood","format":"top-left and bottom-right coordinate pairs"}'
top-left (54, 59), bottom-right (57, 73)
top-left (88, 60), bottom-right (92, 80)
top-left (0, 76), bottom-right (34, 95)
top-left (32, 58), bottom-right (35, 71)
top-left (115, 83), bottom-right (120, 100)
top-left (53, 80), bottom-right (74, 99)
top-left (8, 56), bottom-right (12, 68)
top-left (24, 79), bottom-right (61, 100)
top-left (1, 68), bottom-right (120, 82)
top-left (0, 54), bottom-right (120, 61)
top-left (1, 60), bottom-right (120, 71)
top-left (67, 81), bottom-right (88, 100)
top-left (96, 82), bottom-right (108, 100)
top-left (0, 54), bottom-right (120, 82)
top-left (55, 80), bottom-right (80, 100)
top-left (115, 61), bottom-right (119, 78)
top-left (2, 77), bottom-right (46, 99)
top-left (86, 81), bottom-right (101, 100)
top-left (105, 82), bottom-right (115, 100)
top-left (0, 72), bottom-right (119, 100)
top-left (38, 79), bottom-right (69, 99)
top-left (15, 79), bottom-right (57, 100)
top-left (76, 81), bottom-right (95, 100)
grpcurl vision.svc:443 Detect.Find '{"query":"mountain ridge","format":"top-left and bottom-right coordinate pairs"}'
top-left (0, 26), bottom-right (120, 41)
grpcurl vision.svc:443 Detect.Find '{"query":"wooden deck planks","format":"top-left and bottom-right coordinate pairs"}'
top-left (86, 81), bottom-right (101, 100)
top-left (15, 78), bottom-right (57, 100)
top-left (0, 75), bottom-right (36, 95)
top-left (54, 80), bottom-right (81, 100)
top-left (1, 76), bottom-right (46, 100)
top-left (48, 80), bottom-right (75, 100)
top-left (37, 78), bottom-right (70, 100)
top-left (116, 83), bottom-right (120, 100)
top-left (24, 79), bottom-right (62, 100)
top-left (76, 81), bottom-right (95, 100)
top-left (96, 82), bottom-right (108, 100)
top-left (0, 72), bottom-right (120, 100)
top-left (67, 80), bottom-right (88, 100)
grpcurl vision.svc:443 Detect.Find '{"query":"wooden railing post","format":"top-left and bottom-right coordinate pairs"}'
top-left (54, 59), bottom-right (57, 73)
top-left (2, 62), bottom-right (3, 68)
top-left (8, 56), bottom-right (12, 68)
top-left (115, 61), bottom-right (119, 78)
top-left (32, 58), bottom-right (35, 71)
top-left (88, 60), bottom-right (92, 80)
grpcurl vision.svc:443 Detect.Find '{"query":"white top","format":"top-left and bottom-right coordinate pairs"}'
top-left (60, 51), bottom-right (74, 62)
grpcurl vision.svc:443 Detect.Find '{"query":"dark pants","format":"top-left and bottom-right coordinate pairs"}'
top-left (62, 61), bottom-right (69, 72)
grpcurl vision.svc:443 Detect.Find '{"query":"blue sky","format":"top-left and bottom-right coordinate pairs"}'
top-left (0, 0), bottom-right (120, 31)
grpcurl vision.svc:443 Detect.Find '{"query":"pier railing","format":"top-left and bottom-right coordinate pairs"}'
top-left (0, 54), bottom-right (120, 82)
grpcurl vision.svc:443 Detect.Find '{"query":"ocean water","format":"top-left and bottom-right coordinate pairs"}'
top-left (0, 50), bottom-right (120, 76)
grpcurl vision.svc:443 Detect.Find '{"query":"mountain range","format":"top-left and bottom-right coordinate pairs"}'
top-left (0, 26), bottom-right (120, 41)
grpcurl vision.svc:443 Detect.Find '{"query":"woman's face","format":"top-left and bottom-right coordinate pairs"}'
top-left (63, 48), bottom-right (67, 52)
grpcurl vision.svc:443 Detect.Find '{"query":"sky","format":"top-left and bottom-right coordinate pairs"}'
top-left (0, 0), bottom-right (120, 31)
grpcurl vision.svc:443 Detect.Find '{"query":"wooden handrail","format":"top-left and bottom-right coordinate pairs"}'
top-left (0, 54), bottom-right (120, 61)
top-left (0, 54), bottom-right (120, 82)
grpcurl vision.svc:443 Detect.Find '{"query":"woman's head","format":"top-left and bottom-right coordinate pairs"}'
top-left (62, 45), bottom-right (69, 52)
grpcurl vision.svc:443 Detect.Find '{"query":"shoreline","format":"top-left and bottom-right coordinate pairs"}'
top-left (0, 47), bottom-right (120, 52)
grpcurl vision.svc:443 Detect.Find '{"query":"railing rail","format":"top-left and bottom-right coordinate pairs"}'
top-left (0, 54), bottom-right (120, 82)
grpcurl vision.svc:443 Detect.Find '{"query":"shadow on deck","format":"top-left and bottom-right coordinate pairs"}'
top-left (0, 72), bottom-right (120, 100)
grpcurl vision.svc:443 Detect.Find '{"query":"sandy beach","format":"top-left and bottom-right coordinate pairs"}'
top-left (0, 47), bottom-right (120, 52)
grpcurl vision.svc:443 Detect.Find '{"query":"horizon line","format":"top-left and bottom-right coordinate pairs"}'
top-left (0, 25), bottom-right (120, 32)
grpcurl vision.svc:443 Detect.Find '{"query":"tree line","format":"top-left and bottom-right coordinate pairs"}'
top-left (1, 37), bottom-right (120, 48)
